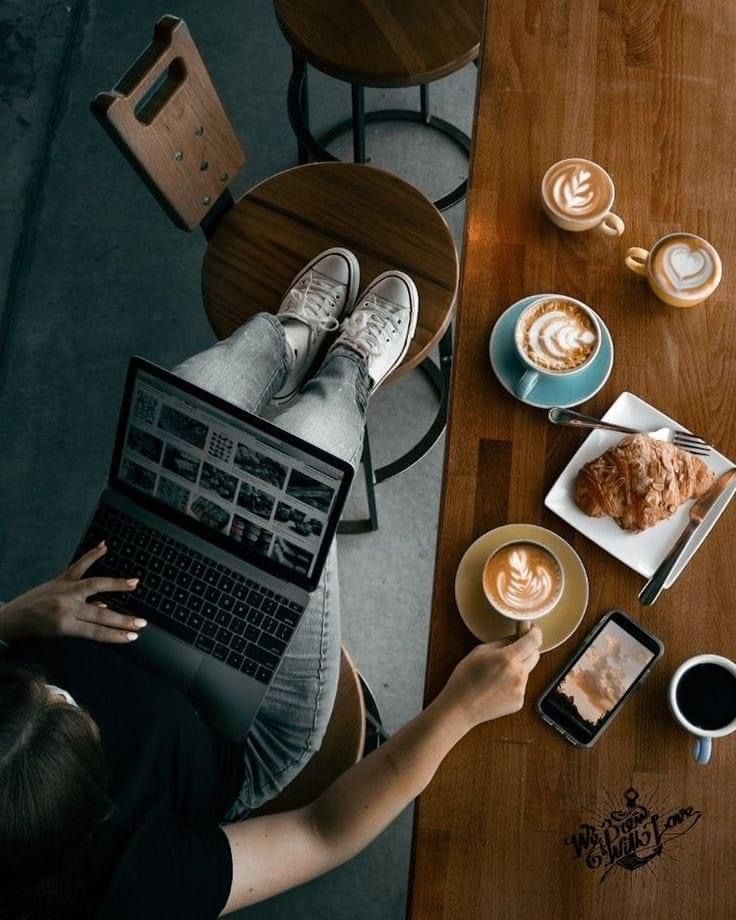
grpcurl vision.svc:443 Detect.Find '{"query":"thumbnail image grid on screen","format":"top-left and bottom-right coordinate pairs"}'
top-left (117, 376), bottom-right (342, 579)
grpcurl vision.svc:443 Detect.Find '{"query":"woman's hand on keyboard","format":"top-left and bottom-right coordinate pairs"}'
top-left (0, 543), bottom-right (147, 644)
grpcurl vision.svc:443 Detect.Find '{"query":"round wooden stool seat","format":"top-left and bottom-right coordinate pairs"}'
top-left (203, 161), bottom-right (458, 377)
top-left (252, 648), bottom-right (366, 815)
top-left (274, 0), bottom-right (484, 87)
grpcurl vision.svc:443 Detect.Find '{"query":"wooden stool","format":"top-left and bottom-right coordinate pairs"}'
top-left (252, 647), bottom-right (383, 815)
top-left (92, 16), bottom-right (458, 531)
top-left (274, 0), bottom-right (483, 211)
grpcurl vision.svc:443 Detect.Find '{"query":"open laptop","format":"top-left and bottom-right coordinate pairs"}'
top-left (74, 357), bottom-right (353, 740)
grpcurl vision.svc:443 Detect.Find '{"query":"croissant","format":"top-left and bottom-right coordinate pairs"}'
top-left (575, 434), bottom-right (714, 532)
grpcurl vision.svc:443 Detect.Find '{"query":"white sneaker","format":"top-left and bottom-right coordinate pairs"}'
top-left (273, 248), bottom-right (360, 405)
top-left (329, 271), bottom-right (419, 391)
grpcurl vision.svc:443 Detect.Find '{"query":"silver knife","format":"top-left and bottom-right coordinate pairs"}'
top-left (639, 468), bottom-right (736, 606)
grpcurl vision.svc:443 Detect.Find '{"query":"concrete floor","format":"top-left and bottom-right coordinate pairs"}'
top-left (0, 2), bottom-right (475, 916)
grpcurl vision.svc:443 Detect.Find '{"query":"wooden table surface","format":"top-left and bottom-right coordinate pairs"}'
top-left (407, 2), bottom-right (736, 918)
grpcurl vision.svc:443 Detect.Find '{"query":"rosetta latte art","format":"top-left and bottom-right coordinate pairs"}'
top-left (543, 160), bottom-right (612, 219)
top-left (554, 168), bottom-right (595, 213)
top-left (495, 549), bottom-right (556, 613)
top-left (521, 303), bottom-right (597, 372)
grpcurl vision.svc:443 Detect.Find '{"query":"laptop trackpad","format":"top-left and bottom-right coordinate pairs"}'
top-left (123, 624), bottom-right (202, 696)
top-left (192, 655), bottom-right (266, 742)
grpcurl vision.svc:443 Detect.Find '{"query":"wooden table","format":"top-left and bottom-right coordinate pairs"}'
top-left (407, 2), bottom-right (736, 918)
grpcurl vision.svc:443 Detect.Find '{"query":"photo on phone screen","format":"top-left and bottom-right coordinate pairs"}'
top-left (538, 611), bottom-right (663, 747)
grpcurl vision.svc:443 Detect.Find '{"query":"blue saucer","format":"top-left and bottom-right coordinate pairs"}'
top-left (488, 294), bottom-right (614, 409)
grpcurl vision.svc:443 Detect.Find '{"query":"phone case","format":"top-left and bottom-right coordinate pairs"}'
top-left (536, 609), bottom-right (664, 748)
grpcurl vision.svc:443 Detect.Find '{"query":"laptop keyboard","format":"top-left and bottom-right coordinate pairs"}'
top-left (81, 503), bottom-right (304, 684)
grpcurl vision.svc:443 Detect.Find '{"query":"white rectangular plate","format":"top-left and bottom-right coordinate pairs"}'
top-left (544, 392), bottom-right (736, 585)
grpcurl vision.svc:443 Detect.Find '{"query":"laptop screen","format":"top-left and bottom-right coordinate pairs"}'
top-left (111, 363), bottom-right (350, 589)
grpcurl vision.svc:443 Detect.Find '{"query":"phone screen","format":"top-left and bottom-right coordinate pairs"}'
top-left (539, 614), bottom-right (659, 745)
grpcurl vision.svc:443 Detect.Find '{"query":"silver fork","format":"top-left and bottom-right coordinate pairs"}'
top-left (548, 407), bottom-right (711, 457)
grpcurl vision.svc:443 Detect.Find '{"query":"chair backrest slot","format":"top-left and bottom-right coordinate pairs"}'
top-left (133, 58), bottom-right (187, 125)
top-left (92, 15), bottom-right (245, 232)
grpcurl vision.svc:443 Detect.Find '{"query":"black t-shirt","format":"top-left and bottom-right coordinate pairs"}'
top-left (1, 637), bottom-right (244, 919)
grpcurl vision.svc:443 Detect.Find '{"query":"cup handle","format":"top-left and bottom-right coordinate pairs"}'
top-left (693, 736), bottom-right (712, 765)
top-left (625, 247), bottom-right (650, 276)
top-left (515, 620), bottom-right (532, 637)
top-left (596, 211), bottom-right (625, 237)
top-left (516, 370), bottom-right (539, 399)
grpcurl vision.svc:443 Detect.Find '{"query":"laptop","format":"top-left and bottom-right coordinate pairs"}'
top-left (73, 357), bottom-right (353, 740)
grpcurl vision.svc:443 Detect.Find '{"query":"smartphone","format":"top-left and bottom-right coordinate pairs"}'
top-left (537, 609), bottom-right (663, 748)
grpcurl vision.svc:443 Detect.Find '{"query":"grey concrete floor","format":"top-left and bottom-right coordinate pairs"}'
top-left (0, 2), bottom-right (475, 916)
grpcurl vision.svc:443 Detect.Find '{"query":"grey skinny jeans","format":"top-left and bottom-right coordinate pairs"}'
top-left (173, 313), bottom-right (370, 817)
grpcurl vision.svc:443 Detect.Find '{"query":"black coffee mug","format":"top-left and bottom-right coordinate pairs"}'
top-left (668, 655), bottom-right (736, 764)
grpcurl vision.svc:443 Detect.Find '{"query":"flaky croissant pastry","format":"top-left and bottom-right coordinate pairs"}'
top-left (575, 434), bottom-right (714, 532)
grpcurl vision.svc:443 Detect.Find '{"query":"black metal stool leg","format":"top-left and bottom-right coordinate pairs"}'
top-left (357, 672), bottom-right (388, 755)
top-left (300, 59), bottom-right (311, 165)
top-left (339, 429), bottom-right (379, 534)
top-left (374, 323), bottom-right (453, 484)
top-left (420, 83), bottom-right (430, 123)
top-left (338, 326), bottom-right (453, 531)
top-left (285, 55), bottom-right (474, 207)
top-left (288, 51), bottom-right (311, 165)
top-left (351, 83), bottom-right (367, 163)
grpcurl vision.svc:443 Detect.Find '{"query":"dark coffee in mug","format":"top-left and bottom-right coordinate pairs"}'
top-left (675, 662), bottom-right (736, 731)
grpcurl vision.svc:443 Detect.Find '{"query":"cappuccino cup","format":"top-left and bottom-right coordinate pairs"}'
top-left (625, 232), bottom-right (722, 307)
top-left (668, 655), bottom-right (736, 765)
top-left (482, 540), bottom-right (564, 636)
top-left (513, 295), bottom-right (602, 400)
top-left (541, 158), bottom-right (625, 237)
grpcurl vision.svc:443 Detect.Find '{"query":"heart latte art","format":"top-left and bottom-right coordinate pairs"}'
top-left (650, 234), bottom-right (721, 303)
top-left (517, 298), bottom-right (599, 372)
top-left (484, 543), bottom-right (563, 619)
top-left (665, 246), bottom-right (712, 290)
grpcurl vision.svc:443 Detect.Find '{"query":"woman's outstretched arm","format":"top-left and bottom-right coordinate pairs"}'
top-left (220, 627), bottom-right (542, 915)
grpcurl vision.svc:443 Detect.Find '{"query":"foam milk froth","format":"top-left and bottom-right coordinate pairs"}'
top-left (484, 542), bottom-right (563, 618)
top-left (517, 298), bottom-right (598, 372)
top-left (543, 160), bottom-right (612, 219)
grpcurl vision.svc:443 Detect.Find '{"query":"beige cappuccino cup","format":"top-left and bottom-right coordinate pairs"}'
top-left (482, 540), bottom-right (565, 636)
top-left (541, 157), bottom-right (625, 237)
top-left (625, 232), bottom-right (722, 307)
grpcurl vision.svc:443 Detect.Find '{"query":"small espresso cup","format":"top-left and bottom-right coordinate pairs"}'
top-left (513, 295), bottom-right (602, 400)
top-left (668, 655), bottom-right (736, 765)
top-left (482, 539), bottom-right (565, 637)
top-left (541, 157), bottom-right (625, 237)
top-left (625, 232), bottom-right (722, 308)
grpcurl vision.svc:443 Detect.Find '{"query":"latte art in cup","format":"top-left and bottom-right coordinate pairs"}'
top-left (650, 234), bottom-right (721, 304)
top-left (483, 542), bottom-right (563, 619)
top-left (516, 298), bottom-right (599, 372)
top-left (543, 159), bottom-right (612, 221)
top-left (540, 158), bottom-right (624, 236)
top-left (625, 232), bottom-right (723, 308)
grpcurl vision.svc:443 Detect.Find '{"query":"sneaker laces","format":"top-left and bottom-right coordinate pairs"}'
top-left (280, 272), bottom-right (342, 342)
top-left (338, 296), bottom-right (401, 358)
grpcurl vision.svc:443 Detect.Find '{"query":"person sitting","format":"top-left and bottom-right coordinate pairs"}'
top-left (0, 249), bottom-right (543, 920)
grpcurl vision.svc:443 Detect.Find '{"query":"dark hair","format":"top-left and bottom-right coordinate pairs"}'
top-left (0, 665), bottom-right (109, 917)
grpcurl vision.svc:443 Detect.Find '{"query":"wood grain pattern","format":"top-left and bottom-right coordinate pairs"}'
top-left (92, 16), bottom-right (245, 231)
top-left (252, 648), bottom-right (365, 816)
top-left (273, 0), bottom-right (483, 87)
top-left (203, 162), bottom-right (458, 379)
top-left (408, 2), bottom-right (736, 917)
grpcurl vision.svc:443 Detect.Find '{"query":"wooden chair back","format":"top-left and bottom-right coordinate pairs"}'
top-left (91, 15), bottom-right (245, 231)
